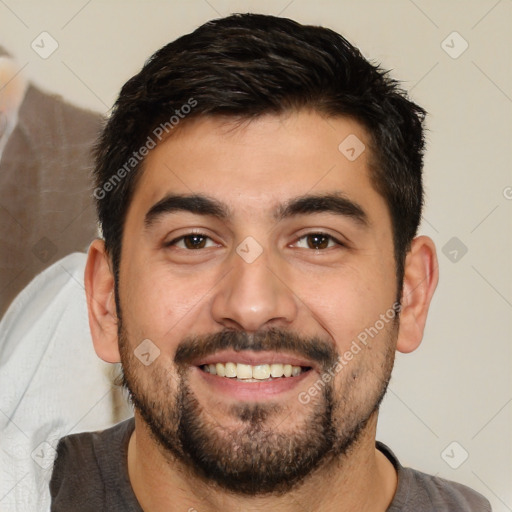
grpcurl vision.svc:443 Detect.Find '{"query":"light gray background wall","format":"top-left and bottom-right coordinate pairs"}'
top-left (1, 0), bottom-right (510, 510)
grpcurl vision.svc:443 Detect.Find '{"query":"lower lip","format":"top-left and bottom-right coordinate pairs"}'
top-left (194, 366), bottom-right (313, 400)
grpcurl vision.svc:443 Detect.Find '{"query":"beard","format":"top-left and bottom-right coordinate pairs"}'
top-left (117, 325), bottom-right (397, 496)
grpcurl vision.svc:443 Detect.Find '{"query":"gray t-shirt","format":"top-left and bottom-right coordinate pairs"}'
top-left (49, 418), bottom-right (491, 511)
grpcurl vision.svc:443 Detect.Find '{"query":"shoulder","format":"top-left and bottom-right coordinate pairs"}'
top-left (51, 417), bottom-right (134, 471)
top-left (378, 443), bottom-right (492, 512)
top-left (404, 468), bottom-right (491, 511)
top-left (50, 418), bottom-right (136, 511)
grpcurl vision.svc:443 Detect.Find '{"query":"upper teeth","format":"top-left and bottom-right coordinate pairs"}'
top-left (202, 362), bottom-right (304, 380)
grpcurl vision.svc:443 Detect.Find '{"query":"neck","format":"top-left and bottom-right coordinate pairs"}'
top-left (127, 411), bottom-right (397, 512)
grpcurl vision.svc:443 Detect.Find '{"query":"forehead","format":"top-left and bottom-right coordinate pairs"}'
top-left (126, 111), bottom-right (388, 226)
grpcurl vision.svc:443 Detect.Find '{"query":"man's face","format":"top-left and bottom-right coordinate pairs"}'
top-left (117, 111), bottom-right (399, 494)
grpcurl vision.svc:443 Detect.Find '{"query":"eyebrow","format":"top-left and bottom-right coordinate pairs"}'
top-left (145, 194), bottom-right (229, 228)
top-left (144, 192), bottom-right (369, 229)
top-left (275, 193), bottom-right (369, 226)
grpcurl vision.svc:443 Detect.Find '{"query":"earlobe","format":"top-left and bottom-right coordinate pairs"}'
top-left (84, 239), bottom-right (121, 363)
top-left (396, 236), bottom-right (439, 354)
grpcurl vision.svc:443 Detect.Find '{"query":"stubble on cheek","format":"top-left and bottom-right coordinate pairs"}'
top-left (330, 322), bottom-right (398, 446)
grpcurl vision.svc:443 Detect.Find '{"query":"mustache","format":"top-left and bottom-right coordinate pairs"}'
top-left (174, 328), bottom-right (338, 372)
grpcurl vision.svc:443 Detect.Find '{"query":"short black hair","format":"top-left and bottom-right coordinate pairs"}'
top-left (94, 13), bottom-right (426, 291)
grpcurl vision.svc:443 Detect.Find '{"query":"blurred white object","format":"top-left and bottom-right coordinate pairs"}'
top-left (0, 252), bottom-right (132, 512)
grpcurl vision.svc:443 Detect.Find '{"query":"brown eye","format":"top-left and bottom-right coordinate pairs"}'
top-left (183, 235), bottom-right (207, 249)
top-left (294, 233), bottom-right (341, 250)
top-left (167, 233), bottom-right (216, 250)
top-left (306, 234), bottom-right (330, 250)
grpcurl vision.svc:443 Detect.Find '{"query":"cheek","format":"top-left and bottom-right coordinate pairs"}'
top-left (289, 261), bottom-right (395, 351)
top-left (330, 319), bottom-right (397, 404)
top-left (119, 258), bottom-right (218, 344)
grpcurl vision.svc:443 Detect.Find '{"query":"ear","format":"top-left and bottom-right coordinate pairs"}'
top-left (84, 239), bottom-right (121, 363)
top-left (396, 236), bottom-right (439, 354)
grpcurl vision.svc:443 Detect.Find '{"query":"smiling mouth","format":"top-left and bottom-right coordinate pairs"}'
top-left (200, 362), bottom-right (312, 381)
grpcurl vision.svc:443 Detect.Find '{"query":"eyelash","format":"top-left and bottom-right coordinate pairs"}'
top-left (165, 232), bottom-right (344, 250)
top-left (166, 233), bottom-right (218, 250)
top-left (294, 232), bottom-right (344, 250)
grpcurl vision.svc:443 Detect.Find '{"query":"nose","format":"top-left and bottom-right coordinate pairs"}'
top-left (210, 248), bottom-right (298, 332)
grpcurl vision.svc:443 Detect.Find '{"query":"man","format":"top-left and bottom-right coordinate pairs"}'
top-left (49, 13), bottom-right (491, 511)
top-left (0, 46), bottom-right (100, 318)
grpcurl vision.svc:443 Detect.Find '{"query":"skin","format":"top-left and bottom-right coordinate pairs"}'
top-left (85, 110), bottom-right (438, 511)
